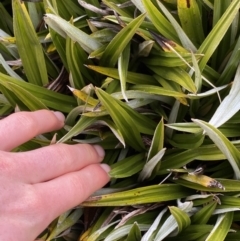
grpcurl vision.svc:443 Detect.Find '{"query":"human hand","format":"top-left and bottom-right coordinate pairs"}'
top-left (0, 110), bottom-right (110, 241)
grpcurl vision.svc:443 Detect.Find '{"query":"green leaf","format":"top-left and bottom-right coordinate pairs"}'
top-left (100, 13), bottom-right (146, 67)
top-left (191, 201), bottom-right (218, 224)
top-left (169, 206), bottom-right (191, 233)
top-left (44, 13), bottom-right (102, 53)
top-left (221, 196), bottom-right (240, 207)
top-left (177, 0), bottom-right (205, 47)
top-left (165, 224), bottom-right (213, 241)
top-left (197, 0), bottom-right (240, 71)
top-left (138, 119), bottom-right (166, 181)
top-left (85, 207), bottom-right (114, 237)
top-left (110, 153), bottom-right (145, 178)
top-left (66, 36), bottom-right (85, 89)
top-left (157, 0), bottom-right (196, 51)
top-left (126, 222), bottom-right (142, 241)
top-left (0, 2), bottom-right (13, 34)
top-left (58, 116), bottom-right (97, 143)
top-left (118, 42), bottom-right (130, 102)
top-left (154, 201), bottom-right (193, 240)
top-left (13, 0), bottom-right (48, 85)
top-left (95, 119), bottom-right (125, 147)
top-left (96, 88), bottom-right (153, 151)
top-left (0, 73), bottom-right (76, 112)
top-left (87, 220), bottom-right (119, 241)
top-left (86, 65), bottom-right (157, 85)
top-left (104, 224), bottom-right (149, 241)
top-left (211, 1), bottom-right (233, 69)
top-left (48, 28), bottom-right (68, 70)
top-left (131, 84), bottom-right (187, 99)
top-left (0, 81), bottom-right (47, 110)
top-left (82, 184), bottom-right (191, 206)
top-left (148, 66), bottom-right (197, 93)
top-left (158, 142), bottom-right (240, 176)
top-left (168, 132), bottom-right (204, 149)
top-left (205, 212), bottom-right (233, 241)
top-left (147, 118), bottom-right (165, 160)
top-left (191, 50), bottom-right (202, 92)
top-left (165, 122), bottom-right (201, 133)
top-left (141, 0), bottom-right (178, 42)
top-left (217, 37), bottom-right (240, 85)
top-left (102, 0), bottom-right (132, 18)
top-left (193, 119), bottom-right (240, 179)
top-left (46, 209), bottom-right (83, 241)
top-left (143, 51), bottom-right (201, 67)
top-left (138, 148), bottom-right (166, 182)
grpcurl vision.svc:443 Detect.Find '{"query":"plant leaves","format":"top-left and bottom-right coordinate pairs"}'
top-left (96, 88), bottom-right (154, 151)
top-left (100, 13), bottom-right (146, 67)
top-left (148, 66), bottom-right (197, 93)
top-left (110, 153), bottom-right (145, 178)
top-left (197, 0), bottom-right (240, 71)
top-left (138, 148), bottom-right (166, 182)
top-left (205, 212), bottom-right (233, 241)
top-left (177, 0), bottom-right (205, 47)
top-left (118, 42), bottom-right (130, 102)
top-left (157, 0), bottom-right (197, 51)
top-left (44, 13), bottom-right (102, 53)
top-left (82, 184), bottom-right (191, 206)
top-left (169, 206), bottom-right (191, 233)
top-left (193, 119), bottom-right (240, 179)
top-left (141, 0), bottom-right (178, 42)
top-left (13, 0), bottom-right (48, 85)
top-left (209, 64), bottom-right (240, 128)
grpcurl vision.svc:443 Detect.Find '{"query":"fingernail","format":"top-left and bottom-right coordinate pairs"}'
top-left (93, 145), bottom-right (105, 158)
top-left (100, 163), bottom-right (111, 173)
top-left (53, 111), bottom-right (65, 123)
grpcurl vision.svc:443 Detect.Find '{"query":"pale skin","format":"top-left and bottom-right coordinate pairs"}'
top-left (0, 110), bottom-right (110, 241)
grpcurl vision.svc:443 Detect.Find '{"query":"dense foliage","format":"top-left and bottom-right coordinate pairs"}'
top-left (1, 0), bottom-right (240, 240)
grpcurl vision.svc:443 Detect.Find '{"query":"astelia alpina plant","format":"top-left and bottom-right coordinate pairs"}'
top-left (0, 0), bottom-right (240, 240)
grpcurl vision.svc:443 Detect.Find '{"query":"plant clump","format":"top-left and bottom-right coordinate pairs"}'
top-left (0, 0), bottom-right (240, 240)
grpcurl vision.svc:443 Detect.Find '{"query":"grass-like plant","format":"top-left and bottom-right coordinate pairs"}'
top-left (1, 0), bottom-right (240, 240)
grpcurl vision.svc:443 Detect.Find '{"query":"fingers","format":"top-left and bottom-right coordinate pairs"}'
top-left (0, 110), bottom-right (65, 151)
top-left (10, 144), bottom-right (105, 183)
top-left (34, 163), bottom-right (110, 224)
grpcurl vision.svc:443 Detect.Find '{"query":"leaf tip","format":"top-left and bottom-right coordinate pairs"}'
top-left (67, 85), bottom-right (75, 92)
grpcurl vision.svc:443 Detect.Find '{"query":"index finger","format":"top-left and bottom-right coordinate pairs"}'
top-left (0, 110), bottom-right (65, 151)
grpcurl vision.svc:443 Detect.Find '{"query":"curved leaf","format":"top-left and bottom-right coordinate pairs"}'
top-left (193, 119), bottom-right (240, 179)
top-left (100, 13), bottom-right (146, 67)
top-left (205, 212), bottom-right (233, 241)
top-left (58, 116), bottom-right (97, 143)
top-left (169, 206), bottom-right (191, 233)
top-left (209, 64), bottom-right (240, 128)
top-left (149, 66), bottom-right (197, 93)
top-left (96, 88), bottom-right (155, 150)
top-left (44, 13), bottom-right (102, 53)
